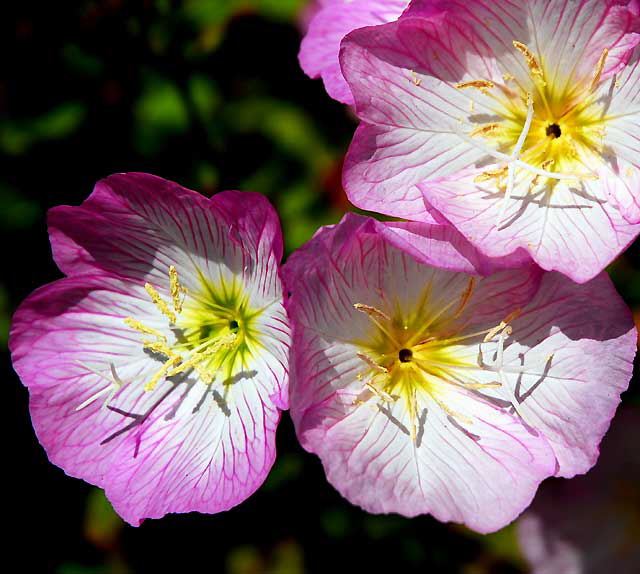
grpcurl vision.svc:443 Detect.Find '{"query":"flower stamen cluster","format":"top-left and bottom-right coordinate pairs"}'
top-left (349, 279), bottom-right (525, 442)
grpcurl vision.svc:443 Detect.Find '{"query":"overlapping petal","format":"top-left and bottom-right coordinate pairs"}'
top-left (10, 174), bottom-right (290, 525)
top-left (299, 0), bottom-right (408, 104)
top-left (285, 214), bottom-right (635, 532)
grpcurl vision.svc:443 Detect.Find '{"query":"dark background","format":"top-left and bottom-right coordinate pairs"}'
top-left (2, 2), bottom-right (638, 572)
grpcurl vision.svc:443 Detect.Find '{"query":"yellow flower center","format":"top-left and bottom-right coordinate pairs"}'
top-left (352, 279), bottom-right (516, 441)
top-left (456, 41), bottom-right (612, 227)
top-left (125, 266), bottom-right (262, 392)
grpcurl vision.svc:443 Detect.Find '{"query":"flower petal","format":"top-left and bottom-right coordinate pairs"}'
top-left (299, 0), bottom-right (407, 104)
top-left (420, 169), bottom-right (640, 283)
top-left (492, 271), bottom-right (636, 477)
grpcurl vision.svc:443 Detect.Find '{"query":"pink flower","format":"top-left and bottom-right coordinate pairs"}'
top-left (518, 408), bottom-right (640, 574)
top-left (340, 0), bottom-right (640, 282)
top-left (10, 173), bottom-right (290, 525)
top-left (284, 213), bottom-right (635, 533)
top-left (299, 0), bottom-right (409, 104)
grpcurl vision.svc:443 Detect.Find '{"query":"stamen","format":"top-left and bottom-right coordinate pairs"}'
top-left (143, 340), bottom-right (174, 356)
top-left (469, 123), bottom-right (501, 137)
top-left (484, 309), bottom-right (521, 343)
top-left (513, 41), bottom-right (545, 84)
top-left (124, 317), bottom-right (166, 342)
top-left (144, 356), bottom-right (182, 392)
top-left (354, 303), bottom-right (401, 347)
top-left (452, 277), bottom-right (476, 320)
top-left (456, 79), bottom-right (495, 91)
top-left (590, 48), bottom-right (609, 92)
top-left (168, 332), bottom-right (237, 377)
top-left (474, 166), bottom-right (508, 184)
top-left (169, 265), bottom-right (188, 313)
top-left (145, 283), bottom-right (177, 323)
top-left (365, 381), bottom-right (395, 402)
top-left (357, 352), bottom-right (389, 374)
top-left (529, 159), bottom-right (554, 192)
top-left (455, 380), bottom-right (501, 389)
top-left (409, 388), bottom-right (418, 441)
top-left (353, 303), bottom-right (390, 322)
top-left (431, 394), bottom-right (473, 425)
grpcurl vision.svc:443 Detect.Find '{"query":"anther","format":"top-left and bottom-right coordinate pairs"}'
top-left (474, 166), bottom-right (508, 183)
top-left (169, 265), bottom-right (188, 313)
top-left (513, 41), bottom-right (545, 84)
top-left (354, 303), bottom-right (391, 322)
top-left (357, 352), bottom-right (389, 374)
top-left (456, 79), bottom-right (495, 91)
top-left (590, 48), bottom-right (609, 92)
top-left (145, 283), bottom-right (177, 323)
top-left (124, 317), bottom-right (167, 341)
top-left (470, 123), bottom-right (501, 138)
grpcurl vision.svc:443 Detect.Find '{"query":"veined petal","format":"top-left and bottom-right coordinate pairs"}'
top-left (490, 271), bottom-right (636, 477)
top-left (597, 47), bottom-right (640, 223)
top-left (420, 169), bottom-right (640, 283)
top-left (311, 387), bottom-right (555, 533)
top-left (299, 0), bottom-right (407, 104)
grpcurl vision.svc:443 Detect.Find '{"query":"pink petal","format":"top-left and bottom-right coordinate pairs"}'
top-left (420, 170), bottom-right (640, 283)
top-left (299, 0), bottom-right (408, 104)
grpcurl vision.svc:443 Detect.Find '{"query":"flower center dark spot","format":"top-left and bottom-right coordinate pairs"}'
top-left (546, 123), bottom-right (561, 138)
top-left (229, 319), bottom-right (239, 332)
top-left (398, 348), bottom-right (413, 363)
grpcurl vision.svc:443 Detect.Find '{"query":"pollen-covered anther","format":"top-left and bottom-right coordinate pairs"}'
top-left (144, 355), bottom-right (182, 392)
top-left (452, 277), bottom-right (476, 319)
top-left (145, 282), bottom-right (177, 323)
top-left (354, 303), bottom-right (390, 322)
top-left (124, 317), bottom-right (166, 342)
top-left (590, 48), bottom-right (609, 92)
top-left (169, 265), bottom-right (188, 313)
top-left (529, 159), bottom-right (555, 191)
top-left (469, 123), bottom-right (502, 138)
top-left (357, 352), bottom-right (389, 374)
top-left (484, 308), bottom-right (521, 343)
top-left (431, 393), bottom-right (473, 424)
top-left (455, 79), bottom-right (495, 91)
top-left (513, 41), bottom-right (545, 84)
top-left (365, 381), bottom-right (395, 402)
top-left (474, 166), bottom-right (508, 183)
top-left (168, 332), bottom-right (238, 378)
top-left (143, 340), bottom-right (174, 356)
